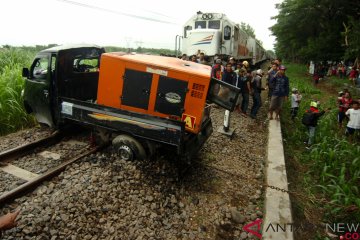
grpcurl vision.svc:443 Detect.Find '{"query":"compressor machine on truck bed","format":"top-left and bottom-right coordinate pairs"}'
top-left (23, 44), bottom-right (240, 161)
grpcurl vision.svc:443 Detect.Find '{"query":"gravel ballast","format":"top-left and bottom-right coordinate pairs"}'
top-left (1, 89), bottom-right (269, 239)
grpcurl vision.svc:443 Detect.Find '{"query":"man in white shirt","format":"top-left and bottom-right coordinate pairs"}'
top-left (345, 101), bottom-right (360, 135)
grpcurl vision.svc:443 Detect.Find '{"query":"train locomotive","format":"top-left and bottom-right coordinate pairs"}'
top-left (22, 44), bottom-right (240, 162)
top-left (182, 12), bottom-right (271, 65)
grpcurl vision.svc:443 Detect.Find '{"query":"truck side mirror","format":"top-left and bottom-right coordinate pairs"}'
top-left (22, 68), bottom-right (29, 78)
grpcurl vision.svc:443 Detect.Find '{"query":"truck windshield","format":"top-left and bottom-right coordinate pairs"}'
top-left (32, 57), bottom-right (49, 80)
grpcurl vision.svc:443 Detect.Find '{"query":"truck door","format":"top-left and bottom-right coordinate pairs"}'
top-left (121, 68), bottom-right (153, 110)
top-left (207, 77), bottom-right (240, 111)
top-left (155, 76), bottom-right (188, 116)
top-left (23, 54), bottom-right (55, 127)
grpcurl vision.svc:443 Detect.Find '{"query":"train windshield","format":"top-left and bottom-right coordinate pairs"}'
top-left (195, 21), bottom-right (206, 29)
top-left (208, 20), bottom-right (220, 29)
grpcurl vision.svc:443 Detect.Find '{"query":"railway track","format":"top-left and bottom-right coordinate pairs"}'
top-left (0, 130), bottom-right (106, 205)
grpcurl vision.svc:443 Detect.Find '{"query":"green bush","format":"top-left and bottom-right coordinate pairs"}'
top-left (282, 63), bottom-right (360, 222)
top-left (0, 47), bottom-right (36, 135)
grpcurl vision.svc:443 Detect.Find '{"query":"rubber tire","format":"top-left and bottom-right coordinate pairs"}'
top-left (112, 134), bottom-right (146, 160)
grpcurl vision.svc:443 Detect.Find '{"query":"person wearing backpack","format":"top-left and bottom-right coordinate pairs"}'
top-left (302, 101), bottom-right (329, 148)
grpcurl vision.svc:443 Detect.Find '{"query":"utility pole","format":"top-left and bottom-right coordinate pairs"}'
top-left (135, 40), bottom-right (144, 53)
top-left (124, 37), bottom-right (132, 53)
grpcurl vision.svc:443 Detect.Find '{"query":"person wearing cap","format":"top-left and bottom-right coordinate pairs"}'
top-left (249, 69), bottom-right (266, 119)
top-left (242, 61), bottom-right (249, 71)
top-left (304, 101), bottom-right (329, 147)
top-left (290, 88), bottom-right (302, 120)
top-left (269, 65), bottom-right (289, 120)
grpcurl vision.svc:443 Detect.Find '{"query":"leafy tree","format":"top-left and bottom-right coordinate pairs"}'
top-left (270, 0), bottom-right (360, 62)
top-left (344, 17), bottom-right (360, 63)
top-left (240, 22), bottom-right (256, 38)
top-left (240, 22), bottom-right (264, 48)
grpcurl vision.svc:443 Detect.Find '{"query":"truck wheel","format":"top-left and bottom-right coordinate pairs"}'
top-left (112, 135), bottom-right (146, 161)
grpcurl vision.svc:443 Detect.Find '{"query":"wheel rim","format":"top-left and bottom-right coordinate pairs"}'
top-left (118, 145), bottom-right (133, 161)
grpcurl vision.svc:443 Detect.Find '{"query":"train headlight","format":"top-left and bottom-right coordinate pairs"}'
top-left (208, 13), bottom-right (213, 19)
top-left (202, 14), bottom-right (208, 20)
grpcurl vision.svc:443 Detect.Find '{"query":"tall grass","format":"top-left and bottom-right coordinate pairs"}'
top-left (0, 47), bottom-right (36, 135)
top-left (282, 63), bottom-right (360, 222)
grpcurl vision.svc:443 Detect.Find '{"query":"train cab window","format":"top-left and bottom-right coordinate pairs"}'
top-left (184, 25), bottom-right (192, 38)
top-left (224, 25), bottom-right (231, 40)
top-left (209, 20), bottom-right (220, 29)
top-left (195, 21), bottom-right (206, 29)
top-left (32, 57), bottom-right (49, 80)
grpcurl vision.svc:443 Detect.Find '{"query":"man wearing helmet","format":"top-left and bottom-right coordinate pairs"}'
top-left (269, 65), bottom-right (289, 120)
top-left (302, 101), bottom-right (329, 147)
top-left (242, 61), bottom-right (249, 70)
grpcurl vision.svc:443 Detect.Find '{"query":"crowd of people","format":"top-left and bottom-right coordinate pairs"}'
top-left (310, 62), bottom-right (360, 86)
top-left (182, 52), bottom-right (360, 145)
top-left (181, 52), bottom-right (290, 120)
top-left (301, 93), bottom-right (360, 148)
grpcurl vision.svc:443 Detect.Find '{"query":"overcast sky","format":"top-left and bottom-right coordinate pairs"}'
top-left (1, 0), bottom-right (282, 51)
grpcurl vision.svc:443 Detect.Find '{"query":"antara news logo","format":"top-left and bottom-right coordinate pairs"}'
top-left (243, 219), bottom-right (360, 239)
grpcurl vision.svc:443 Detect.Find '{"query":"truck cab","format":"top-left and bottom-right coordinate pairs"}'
top-left (22, 44), bottom-right (105, 127)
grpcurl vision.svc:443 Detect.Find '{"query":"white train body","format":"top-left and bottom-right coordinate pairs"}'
top-left (182, 12), bottom-right (269, 65)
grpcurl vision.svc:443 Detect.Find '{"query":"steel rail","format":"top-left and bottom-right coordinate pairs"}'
top-left (0, 144), bottom-right (107, 205)
top-left (0, 130), bottom-right (62, 163)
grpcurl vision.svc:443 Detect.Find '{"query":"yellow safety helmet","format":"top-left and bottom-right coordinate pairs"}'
top-left (242, 61), bottom-right (249, 68)
top-left (310, 101), bottom-right (318, 108)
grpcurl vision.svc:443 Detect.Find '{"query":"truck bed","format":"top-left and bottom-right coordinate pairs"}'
top-left (58, 97), bottom-right (213, 158)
